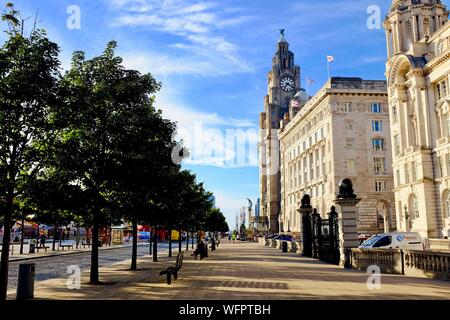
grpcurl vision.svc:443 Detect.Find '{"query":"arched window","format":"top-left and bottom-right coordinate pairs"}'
top-left (410, 194), bottom-right (420, 220)
top-left (405, 20), bottom-right (413, 47)
top-left (423, 18), bottom-right (430, 38)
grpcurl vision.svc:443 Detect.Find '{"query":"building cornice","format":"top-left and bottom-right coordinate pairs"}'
top-left (424, 51), bottom-right (450, 74)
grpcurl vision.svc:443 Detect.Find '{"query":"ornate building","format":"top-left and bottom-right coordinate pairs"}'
top-left (258, 33), bottom-right (304, 233)
top-left (385, 0), bottom-right (450, 242)
top-left (279, 78), bottom-right (396, 236)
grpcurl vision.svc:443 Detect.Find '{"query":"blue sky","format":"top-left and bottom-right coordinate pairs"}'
top-left (4, 0), bottom-right (449, 229)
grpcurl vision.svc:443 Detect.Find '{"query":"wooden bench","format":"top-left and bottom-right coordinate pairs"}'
top-left (35, 246), bottom-right (50, 252)
top-left (159, 252), bottom-right (184, 285)
top-left (59, 244), bottom-right (74, 251)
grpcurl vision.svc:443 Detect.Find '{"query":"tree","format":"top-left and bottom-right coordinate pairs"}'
top-left (111, 89), bottom-right (178, 270)
top-left (0, 4), bottom-right (60, 300)
top-left (205, 208), bottom-right (229, 233)
top-left (55, 41), bottom-right (166, 283)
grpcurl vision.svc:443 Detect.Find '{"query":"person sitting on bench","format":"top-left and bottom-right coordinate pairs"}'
top-left (193, 241), bottom-right (206, 260)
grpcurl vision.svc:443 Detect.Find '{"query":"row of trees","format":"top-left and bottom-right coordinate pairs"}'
top-left (0, 4), bottom-right (228, 300)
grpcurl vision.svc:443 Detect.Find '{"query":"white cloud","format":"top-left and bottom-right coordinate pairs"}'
top-left (108, 0), bottom-right (254, 76)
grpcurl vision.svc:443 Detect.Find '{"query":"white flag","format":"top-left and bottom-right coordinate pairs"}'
top-left (327, 55), bottom-right (335, 62)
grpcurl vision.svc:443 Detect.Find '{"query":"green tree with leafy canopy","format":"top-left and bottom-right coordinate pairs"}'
top-left (0, 3), bottom-right (61, 300)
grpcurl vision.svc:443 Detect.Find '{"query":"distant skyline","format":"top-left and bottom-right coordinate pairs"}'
top-left (5, 0), bottom-right (449, 228)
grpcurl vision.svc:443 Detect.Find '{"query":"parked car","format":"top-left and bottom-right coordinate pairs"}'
top-left (274, 234), bottom-right (294, 242)
top-left (265, 233), bottom-right (278, 239)
top-left (359, 232), bottom-right (424, 251)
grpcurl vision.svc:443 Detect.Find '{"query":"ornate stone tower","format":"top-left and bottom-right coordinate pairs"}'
top-left (385, 0), bottom-right (450, 239)
top-left (259, 31), bottom-right (301, 233)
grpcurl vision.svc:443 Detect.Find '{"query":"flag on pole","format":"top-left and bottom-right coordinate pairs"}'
top-left (326, 55), bottom-right (334, 79)
top-left (291, 99), bottom-right (301, 108)
top-left (306, 77), bottom-right (315, 85)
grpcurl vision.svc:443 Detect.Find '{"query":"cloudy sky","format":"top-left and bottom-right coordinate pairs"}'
top-left (4, 0), bottom-right (448, 229)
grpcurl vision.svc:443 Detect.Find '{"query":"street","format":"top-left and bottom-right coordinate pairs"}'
top-left (6, 241), bottom-right (450, 300)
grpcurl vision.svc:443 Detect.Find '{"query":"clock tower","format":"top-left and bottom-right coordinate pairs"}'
top-left (259, 32), bottom-right (301, 233)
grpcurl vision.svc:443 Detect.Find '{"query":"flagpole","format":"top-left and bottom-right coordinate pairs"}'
top-left (327, 60), bottom-right (330, 80)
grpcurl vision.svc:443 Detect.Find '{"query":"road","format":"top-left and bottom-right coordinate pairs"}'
top-left (6, 240), bottom-right (193, 290)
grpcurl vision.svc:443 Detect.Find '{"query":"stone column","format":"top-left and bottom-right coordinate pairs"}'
top-left (334, 178), bottom-right (361, 268)
top-left (297, 194), bottom-right (312, 257)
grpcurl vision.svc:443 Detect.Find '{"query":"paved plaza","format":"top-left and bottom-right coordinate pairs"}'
top-left (7, 240), bottom-right (450, 300)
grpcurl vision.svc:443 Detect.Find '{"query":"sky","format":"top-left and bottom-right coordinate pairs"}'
top-left (3, 0), bottom-right (449, 229)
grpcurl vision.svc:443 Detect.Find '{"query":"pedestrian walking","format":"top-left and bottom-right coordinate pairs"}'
top-left (39, 233), bottom-right (46, 247)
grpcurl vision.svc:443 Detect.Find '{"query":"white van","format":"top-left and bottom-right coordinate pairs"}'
top-left (359, 232), bottom-right (425, 251)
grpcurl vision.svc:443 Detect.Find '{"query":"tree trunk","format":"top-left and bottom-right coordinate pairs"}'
top-left (191, 231), bottom-right (194, 249)
top-left (152, 227), bottom-right (158, 262)
top-left (20, 216), bottom-right (25, 254)
top-left (168, 229), bottom-right (172, 257)
top-left (178, 230), bottom-right (182, 253)
top-left (0, 192), bottom-right (14, 301)
top-left (186, 231), bottom-right (189, 251)
top-left (131, 217), bottom-right (138, 270)
top-left (76, 224), bottom-right (80, 249)
top-left (149, 227), bottom-right (152, 256)
top-left (90, 209), bottom-right (100, 284)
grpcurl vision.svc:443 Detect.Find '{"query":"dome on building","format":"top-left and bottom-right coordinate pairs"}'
top-left (278, 36), bottom-right (287, 44)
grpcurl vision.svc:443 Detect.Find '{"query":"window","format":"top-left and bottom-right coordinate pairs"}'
top-left (310, 155), bottom-right (314, 180)
top-left (345, 120), bottom-right (353, 130)
top-left (447, 115), bottom-right (450, 137)
top-left (347, 159), bottom-right (356, 173)
top-left (374, 157), bottom-right (385, 173)
top-left (394, 134), bottom-right (400, 156)
top-left (346, 138), bottom-right (354, 150)
top-left (322, 146), bottom-right (326, 176)
top-left (344, 103), bottom-right (352, 112)
top-left (375, 181), bottom-right (387, 192)
top-left (396, 169), bottom-right (401, 186)
top-left (436, 78), bottom-right (448, 100)
top-left (439, 156), bottom-right (444, 178)
top-left (410, 195), bottom-right (420, 220)
top-left (315, 150), bottom-right (320, 177)
top-left (371, 103), bottom-right (382, 113)
top-left (372, 120), bottom-right (383, 132)
top-left (373, 236), bottom-right (392, 248)
top-left (372, 138), bottom-right (385, 151)
top-left (303, 157), bottom-right (308, 183)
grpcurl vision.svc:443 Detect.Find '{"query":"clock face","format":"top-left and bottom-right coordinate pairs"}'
top-left (280, 77), bottom-right (295, 92)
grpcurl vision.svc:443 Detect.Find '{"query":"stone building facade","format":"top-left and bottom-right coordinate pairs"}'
top-left (279, 78), bottom-right (396, 235)
top-left (385, 0), bottom-right (450, 239)
top-left (258, 34), bottom-right (303, 233)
